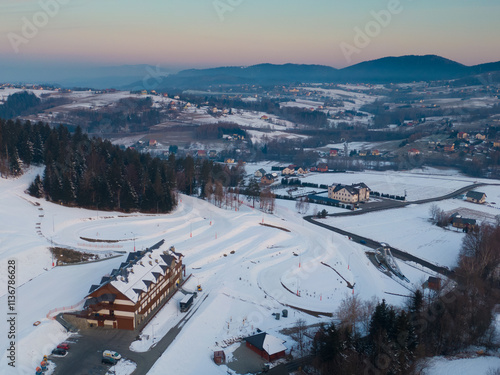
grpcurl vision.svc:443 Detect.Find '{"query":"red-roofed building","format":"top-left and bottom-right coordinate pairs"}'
top-left (408, 148), bottom-right (420, 156)
top-left (244, 332), bottom-right (286, 362)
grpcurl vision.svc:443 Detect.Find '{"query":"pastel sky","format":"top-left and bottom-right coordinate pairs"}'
top-left (1, 0), bottom-right (499, 73)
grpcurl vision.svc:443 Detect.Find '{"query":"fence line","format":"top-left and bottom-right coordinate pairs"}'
top-left (77, 243), bottom-right (123, 249)
top-left (47, 299), bottom-right (86, 320)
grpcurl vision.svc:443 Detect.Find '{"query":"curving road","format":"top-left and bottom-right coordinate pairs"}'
top-left (303, 182), bottom-right (494, 278)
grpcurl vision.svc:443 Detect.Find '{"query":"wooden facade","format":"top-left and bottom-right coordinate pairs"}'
top-left (83, 240), bottom-right (183, 330)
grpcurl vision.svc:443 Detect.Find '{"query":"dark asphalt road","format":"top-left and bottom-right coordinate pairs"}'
top-left (51, 294), bottom-right (208, 375)
top-left (303, 182), bottom-right (493, 278)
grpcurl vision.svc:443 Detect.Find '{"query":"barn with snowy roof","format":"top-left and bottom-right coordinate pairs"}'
top-left (82, 239), bottom-right (184, 330)
top-left (244, 332), bottom-right (287, 362)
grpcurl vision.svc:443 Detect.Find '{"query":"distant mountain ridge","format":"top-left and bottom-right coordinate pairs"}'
top-left (132, 55), bottom-right (500, 90)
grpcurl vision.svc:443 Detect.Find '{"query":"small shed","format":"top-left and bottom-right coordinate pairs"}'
top-left (244, 332), bottom-right (286, 362)
top-left (428, 276), bottom-right (441, 291)
top-left (213, 350), bottom-right (226, 365)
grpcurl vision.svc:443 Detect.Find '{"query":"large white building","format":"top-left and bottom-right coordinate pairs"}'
top-left (328, 183), bottom-right (370, 203)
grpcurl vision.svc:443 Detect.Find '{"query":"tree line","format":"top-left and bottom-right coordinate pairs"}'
top-left (309, 222), bottom-right (500, 374)
top-left (0, 91), bottom-right (71, 120)
top-left (1, 118), bottom-right (247, 214)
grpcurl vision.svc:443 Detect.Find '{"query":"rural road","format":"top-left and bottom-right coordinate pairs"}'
top-left (303, 182), bottom-right (492, 277)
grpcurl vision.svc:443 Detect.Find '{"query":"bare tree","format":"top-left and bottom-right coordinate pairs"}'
top-left (290, 318), bottom-right (307, 357)
top-left (205, 181), bottom-right (213, 203)
top-left (214, 181), bottom-right (223, 207)
top-left (429, 203), bottom-right (449, 227)
top-left (336, 294), bottom-right (378, 335)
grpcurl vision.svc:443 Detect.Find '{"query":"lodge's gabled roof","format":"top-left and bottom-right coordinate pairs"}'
top-left (86, 240), bottom-right (183, 304)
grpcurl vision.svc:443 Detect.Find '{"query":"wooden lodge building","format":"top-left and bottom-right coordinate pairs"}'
top-left (82, 239), bottom-right (184, 330)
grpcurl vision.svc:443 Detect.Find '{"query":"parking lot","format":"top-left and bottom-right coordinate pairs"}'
top-left (49, 326), bottom-right (140, 375)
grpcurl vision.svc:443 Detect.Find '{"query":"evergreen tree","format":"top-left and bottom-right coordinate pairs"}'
top-left (9, 148), bottom-right (23, 176)
top-left (28, 174), bottom-right (44, 198)
top-left (246, 178), bottom-right (260, 208)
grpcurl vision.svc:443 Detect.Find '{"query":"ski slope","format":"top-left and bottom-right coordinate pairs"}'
top-left (0, 167), bottom-right (494, 374)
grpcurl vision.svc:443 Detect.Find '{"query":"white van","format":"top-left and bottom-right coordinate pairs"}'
top-left (103, 350), bottom-right (121, 360)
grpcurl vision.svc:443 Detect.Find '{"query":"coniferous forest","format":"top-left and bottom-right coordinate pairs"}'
top-left (0, 118), bottom-right (176, 213)
top-left (0, 118), bottom-right (247, 213)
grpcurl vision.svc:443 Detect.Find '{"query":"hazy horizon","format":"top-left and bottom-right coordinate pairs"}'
top-left (1, 0), bottom-right (500, 84)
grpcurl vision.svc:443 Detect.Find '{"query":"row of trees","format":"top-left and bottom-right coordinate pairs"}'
top-left (310, 222), bottom-right (500, 374)
top-left (194, 122), bottom-right (246, 140)
top-left (0, 118), bottom-right (251, 213)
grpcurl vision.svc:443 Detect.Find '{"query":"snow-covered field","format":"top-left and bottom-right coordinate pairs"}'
top-left (0, 167), bottom-right (499, 374)
top-left (323, 201), bottom-right (467, 269)
top-left (300, 169), bottom-right (497, 201)
top-left (423, 356), bottom-right (500, 375)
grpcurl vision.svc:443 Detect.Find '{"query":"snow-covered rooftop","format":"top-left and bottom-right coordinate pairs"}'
top-left (89, 240), bottom-right (182, 303)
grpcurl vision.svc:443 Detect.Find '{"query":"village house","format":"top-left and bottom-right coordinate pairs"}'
top-left (329, 149), bottom-right (339, 157)
top-left (317, 163), bottom-right (328, 172)
top-left (450, 213), bottom-right (477, 232)
top-left (254, 168), bottom-right (266, 178)
top-left (475, 133), bottom-right (486, 140)
top-left (261, 174), bottom-right (275, 185)
top-left (443, 144), bottom-right (455, 152)
top-left (281, 167), bottom-right (295, 176)
top-left (244, 332), bottom-right (286, 362)
top-left (466, 191), bottom-right (486, 204)
top-left (408, 148), bottom-right (420, 156)
top-left (457, 132), bottom-right (468, 139)
top-left (197, 150), bottom-right (207, 158)
top-left (328, 183), bottom-right (370, 203)
top-left (296, 167), bottom-right (308, 175)
top-left (149, 139), bottom-right (157, 147)
top-left (82, 240), bottom-right (184, 330)
top-left (209, 150), bottom-right (217, 159)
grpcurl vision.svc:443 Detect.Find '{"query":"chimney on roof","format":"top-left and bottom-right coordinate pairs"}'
top-left (149, 260), bottom-right (153, 266)
top-left (140, 261), bottom-right (143, 266)
top-left (130, 268), bottom-right (134, 274)
top-left (155, 259), bottom-right (159, 263)
top-left (148, 254), bottom-right (152, 259)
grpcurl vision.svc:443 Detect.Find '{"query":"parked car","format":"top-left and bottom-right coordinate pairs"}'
top-left (57, 343), bottom-right (70, 350)
top-left (103, 350), bottom-right (121, 360)
top-left (51, 348), bottom-right (67, 356)
top-left (101, 356), bottom-right (117, 365)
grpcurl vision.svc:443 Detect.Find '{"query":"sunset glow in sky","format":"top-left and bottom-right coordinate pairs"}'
top-left (1, 0), bottom-right (499, 75)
